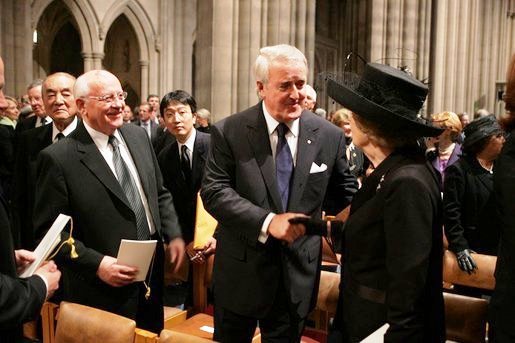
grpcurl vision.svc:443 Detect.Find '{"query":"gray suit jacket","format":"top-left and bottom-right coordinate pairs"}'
top-left (201, 102), bottom-right (357, 318)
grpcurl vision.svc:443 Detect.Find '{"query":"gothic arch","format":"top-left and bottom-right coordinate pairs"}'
top-left (32, 0), bottom-right (99, 54)
top-left (100, 0), bottom-right (156, 63)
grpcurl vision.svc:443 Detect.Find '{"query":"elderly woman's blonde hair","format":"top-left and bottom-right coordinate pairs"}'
top-left (431, 111), bottom-right (462, 141)
top-left (331, 108), bottom-right (353, 128)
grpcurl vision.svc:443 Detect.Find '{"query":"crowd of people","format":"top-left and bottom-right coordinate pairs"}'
top-left (0, 45), bottom-right (514, 343)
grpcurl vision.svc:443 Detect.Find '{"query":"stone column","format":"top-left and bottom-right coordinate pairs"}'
top-left (196, 0), bottom-right (316, 122)
top-left (140, 60), bottom-right (149, 103)
top-left (82, 52), bottom-right (94, 72)
top-left (91, 52), bottom-right (104, 70)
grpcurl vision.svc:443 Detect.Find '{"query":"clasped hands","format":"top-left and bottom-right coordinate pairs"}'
top-left (97, 237), bottom-right (186, 287)
top-left (15, 249), bottom-right (61, 299)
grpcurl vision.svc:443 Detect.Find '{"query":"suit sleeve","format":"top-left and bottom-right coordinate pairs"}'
top-left (323, 131), bottom-right (358, 215)
top-left (443, 163), bottom-right (469, 252)
top-left (383, 171), bottom-right (435, 341)
top-left (201, 123), bottom-right (270, 246)
top-left (33, 150), bottom-right (104, 279)
top-left (151, 138), bottom-right (182, 242)
top-left (0, 274), bottom-right (46, 329)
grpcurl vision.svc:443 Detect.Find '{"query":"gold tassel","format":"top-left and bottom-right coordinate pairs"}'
top-left (144, 282), bottom-right (151, 299)
top-left (47, 217), bottom-right (79, 260)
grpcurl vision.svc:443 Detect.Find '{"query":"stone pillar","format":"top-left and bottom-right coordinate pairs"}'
top-left (196, 0), bottom-right (316, 122)
top-left (91, 52), bottom-right (104, 70)
top-left (140, 60), bottom-right (149, 103)
top-left (82, 52), bottom-right (94, 72)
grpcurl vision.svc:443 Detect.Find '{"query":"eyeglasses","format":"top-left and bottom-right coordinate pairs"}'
top-left (87, 91), bottom-right (127, 104)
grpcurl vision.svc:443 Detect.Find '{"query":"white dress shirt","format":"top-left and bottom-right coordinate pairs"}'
top-left (177, 129), bottom-right (196, 168)
top-left (52, 117), bottom-right (78, 142)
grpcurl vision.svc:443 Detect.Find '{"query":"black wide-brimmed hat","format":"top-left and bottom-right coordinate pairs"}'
top-left (463, 114), bottom-right (503, 149)
top-left (327, 63), bottom-right (443, 137)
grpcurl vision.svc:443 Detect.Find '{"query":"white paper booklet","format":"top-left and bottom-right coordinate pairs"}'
top-left (18, 214), bottom-right (71, 278)
top-left (116, 239), bottom-right (157, 281)
top-left (360, 323), bottom-right (390, 343)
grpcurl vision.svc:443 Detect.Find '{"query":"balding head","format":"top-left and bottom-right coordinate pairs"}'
top-left (42, 72), bottom-right (77, 130)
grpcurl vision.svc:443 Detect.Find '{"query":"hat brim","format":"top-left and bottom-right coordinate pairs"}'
top-left (327, 78), bottom-right (443, 137)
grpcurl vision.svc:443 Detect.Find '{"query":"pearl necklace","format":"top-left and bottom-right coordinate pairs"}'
top-left (477, 158), bottom-right (493, 174)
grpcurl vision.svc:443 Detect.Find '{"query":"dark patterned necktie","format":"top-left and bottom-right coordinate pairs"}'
top-left (108, 135), bottom-right (150, 240)
top-left (181, 145), bottom-right (192, 184)
top-left (55, 132), bottom-right (65, 141)
top-left (275, 123), bottom-right (293, 211)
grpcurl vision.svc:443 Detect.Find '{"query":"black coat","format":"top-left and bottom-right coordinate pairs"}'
top-left (443, 156), bottom-right (500, 255)
top-left (33, 122), bottom-right (182, 332)
top-left (0, 185), bottom-right (47, 341)
top-left (490, 129), bottom-right (515, 340)
top-left (157, 131), bottom-right (210, 244)
top-left (12, 124), bottom-right (53, 249)
top-left (0, 124), bottom-right (15, 201)
top-left (335, 149), bottom-right (445, 342)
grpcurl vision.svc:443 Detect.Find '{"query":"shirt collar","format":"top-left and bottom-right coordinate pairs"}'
top-left (83, 120), bottom-right (124, 150)
top-left (52, 116), bottom-right (78, 141)
top-left (261, 102), bottom-right (299, 137)
top-left (178, 128), bottom-right (197, 152)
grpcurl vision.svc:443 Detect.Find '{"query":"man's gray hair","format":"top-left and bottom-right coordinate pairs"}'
top-left (74, 70), bottom-right (117, 99)
top-left (196, 108), bottom-right (211, 120)
top-left (27, 79), bottom-right (43, 92)
top-left (253, 44), bottom-right (307, 84)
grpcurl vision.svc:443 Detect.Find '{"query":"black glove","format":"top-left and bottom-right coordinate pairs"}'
top-left (456, 249), bottom-right (478, 274)
top-left (288, 217), bottom-right (343, 236)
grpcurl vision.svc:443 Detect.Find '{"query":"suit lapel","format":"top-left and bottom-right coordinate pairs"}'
top-left (288, 112), bottom-right (318, 210)
top-left (247, 107), bottom-right (283, 212)
top-left (36, 124), bottom-right (52, 154)
top-left (169, 141), bottom-right (189, 193)
top-left (192, 133), bottom-right (208, 190)
top-left (119, 126), bottom-right (152, 202)
top-left (75, 123), bottom-right (132, 210)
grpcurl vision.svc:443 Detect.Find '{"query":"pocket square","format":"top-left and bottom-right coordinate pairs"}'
top-left (310, 162), bottom-right (327, 173)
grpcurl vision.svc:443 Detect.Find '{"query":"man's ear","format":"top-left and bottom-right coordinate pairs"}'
top-left (76, 98), bottom-right (86, 117)
top-left (256, 81), bottom-right (265, 99)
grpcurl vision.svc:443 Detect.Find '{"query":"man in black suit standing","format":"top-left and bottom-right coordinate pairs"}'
top-left (15, 79), bottom-right (51, 133)
top-left (33, 70), bottom-right (185, 333)
top-left (0, 56), bottom-right (61, 342)
top-left (157, 90), bottom-right (214, 305)
top-left (201, 44), bottom-right (358, 342)
top-left (13, 72), bottom-right (79, 249)
top-left (135, 102), bottom-right (159, 143)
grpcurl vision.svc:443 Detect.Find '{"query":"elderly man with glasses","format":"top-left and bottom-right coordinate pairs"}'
top-left (33, 70), bottom-right (185, 333)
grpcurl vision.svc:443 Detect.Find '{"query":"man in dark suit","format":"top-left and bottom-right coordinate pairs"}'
top-left (157, 90), bottom-right (213, 306)
top-left (0, 56), bottom-right (61, 342)
top-left (33, 70), bottom-right (185, 333)
top-left (201, 44), bottom-right (358, 342)
top-left (12, 72), bottom-right (79, 250)
top-left (14, 79), bottom-right (51, 133)
top-left (135, 102), bottom-right (159, 144)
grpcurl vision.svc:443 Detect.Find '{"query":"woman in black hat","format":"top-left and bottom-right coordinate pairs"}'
top-left (443, 115), bottom-right (504, 278)
top-left (326, 63), bottom-right (445, 342)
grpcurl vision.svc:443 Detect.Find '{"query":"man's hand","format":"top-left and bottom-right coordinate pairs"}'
top-left (34, 261), bottom-right (61, 299)
top-left (166, 238), bottom-right (186, 273)
top-left (14, 249), bottom-right (36, 273)
top-left (456, 249), bottom-right (478, 274)
top-left (268, 213), bottom-right (307, 244)
top-left (188, 237), bottom-right (217, 264)
top-left (96, 255), bottom-right (138, 287)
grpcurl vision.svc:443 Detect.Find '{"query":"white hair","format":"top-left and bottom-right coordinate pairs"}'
top-left (305, 84), bottom-right (317, 101)
top-left (74, 70), bottom-right (119, 99)
top-left (253, 44), bottom-right (308, 84)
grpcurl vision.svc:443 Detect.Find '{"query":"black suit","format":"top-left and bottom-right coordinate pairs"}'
top-left (333, 149), bottom-right (445, 342)
top-left (490, 129), bottom-right (515, 342)
top-left (0, 124), bottom-right (15, 201)
top-left (153, 127), bottom-right (176, 156)
top-left (157, 130), bottom-right (210, 244)
top-left (14, 116), bottom-right (38, 133)
top-left (0, 184), bottom-right (47, 341)
top-left (33, 122), bottom-right (182, 333)
top-left (12, 123), bottom-right (53, 249)
top-left (201, 103), bottom-right (357, 341)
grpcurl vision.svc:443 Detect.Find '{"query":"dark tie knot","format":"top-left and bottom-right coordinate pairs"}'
top-left (108, 135), bottom-right (119, 149)
top-left (55, 132), bottom-right (65, 141)
top-left (181, 145), bottom-right (188, 155)
top-left (276, 123), bottom-right (289, 138)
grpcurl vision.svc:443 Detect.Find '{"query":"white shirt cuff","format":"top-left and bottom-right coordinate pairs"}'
top-left (258, 213), bottom-right (275, 243)
top-left (33, 273), bottom-right (49, 299)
